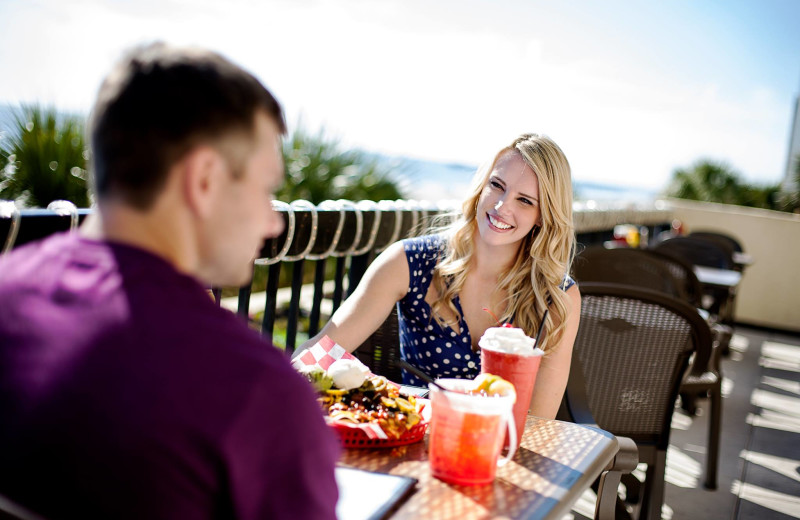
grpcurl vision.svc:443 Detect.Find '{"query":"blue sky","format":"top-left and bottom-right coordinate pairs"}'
top-left (1, 0), bottom-right (798, 198)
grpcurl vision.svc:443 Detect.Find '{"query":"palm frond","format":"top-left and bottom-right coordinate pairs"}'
top-left (666, 158), bottom-right (782, 211)
top-left (278, 123), bottom-right (405, 204)
top-left (0, 104), bottom-right (89, 208)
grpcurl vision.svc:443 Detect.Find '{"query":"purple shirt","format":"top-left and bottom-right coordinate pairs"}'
top-left (0, 233), bottom-right (340, 520)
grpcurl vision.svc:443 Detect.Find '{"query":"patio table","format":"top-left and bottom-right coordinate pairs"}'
top-left (337, 415), bottom-right (619, 520)
top-left (693, 265), bottom-right (742, 289)
top-left (732, 251), bottom-right (753, 268)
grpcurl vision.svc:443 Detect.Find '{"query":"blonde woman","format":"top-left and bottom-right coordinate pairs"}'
top-left (300, 133), bottom-right (580, 419)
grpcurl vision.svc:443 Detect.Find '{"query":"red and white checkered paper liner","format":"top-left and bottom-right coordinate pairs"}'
top-left (292, 335), bottom-right (388, 440)
top-left (292, 335), bottom-right (358, 372)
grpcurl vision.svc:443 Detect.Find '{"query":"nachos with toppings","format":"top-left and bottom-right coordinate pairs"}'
top-left (299, 363), bottom-right (425, 440)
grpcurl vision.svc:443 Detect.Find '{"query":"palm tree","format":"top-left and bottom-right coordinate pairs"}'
top-left (278, 125), bottom-right (406, 204)
top-left (0, 105), bottom-right (89, 207)
top-left (667, 159), bottom-right (742, 203)
top-left (666, 159), bottom-right (781, 210)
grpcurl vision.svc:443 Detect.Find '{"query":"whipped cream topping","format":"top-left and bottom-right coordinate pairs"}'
top-left (327, 358), bottom-right (369, 390)
top-left (478, 326), bottom-right (542, 356)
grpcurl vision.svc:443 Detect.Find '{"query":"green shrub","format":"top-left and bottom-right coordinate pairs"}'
top-left (0, 105), bottom-right (89, 208)
top-left (278, 124), bottom-right (406, 204)
top-left (666, 159), bottom-right (782, 211)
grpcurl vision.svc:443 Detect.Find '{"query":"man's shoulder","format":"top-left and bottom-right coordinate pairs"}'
top-left (151, 296), bottom-right (304, 384)
top-left (0, 234), bottom-right (81, 301)
top-left (143, 295), bottom-right (276, 359)
top-left (0, 232), bottom-right (67, 271)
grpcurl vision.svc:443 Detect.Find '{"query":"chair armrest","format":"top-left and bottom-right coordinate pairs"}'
top-left (608, 437), bottom-right (639, 473)
top-left (595, 437), bottom-right (639, 520)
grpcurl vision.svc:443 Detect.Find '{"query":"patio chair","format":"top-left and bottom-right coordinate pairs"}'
top-left (651, 236), bottom-right (738, 325)
top-left (641, 253), bottom-right (728, 490)
top-left (561, 282), bottom-right (713, 519)
top-left (574, 243), bottom-right (731, 350)
top-left (688, 230), bottom-right (746, 271)
top-left (575, 245), bottom-right (730, 349)
top-left (573, 246), bottom-right (726, 490)
top-left (354, 306), bottom-right (403, 383)
top-left (689, 230), bottom-right (740, 251)
top-left (647, 248), bottom-right (730, 390)
top-left (573, 246), bottom-right (688, 301)
top-left (644, 250), bottom-right (705, 310)
top-left (651, 235), bottom-right (733, 270)
top-left (574, 243), bottom-right (731, 347)
top-left (676, 329), bottom-right (726, 490)
top-left (643, 248), bottom-right (732, 358)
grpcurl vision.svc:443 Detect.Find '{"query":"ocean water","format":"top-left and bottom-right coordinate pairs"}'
top-left (382, 154), bottom-right (660, 204)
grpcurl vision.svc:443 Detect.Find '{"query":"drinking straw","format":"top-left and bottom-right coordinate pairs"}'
top-left (534, 309), bottom-right (549, 347)
top-left (398, 360), bottom-right (450, 392)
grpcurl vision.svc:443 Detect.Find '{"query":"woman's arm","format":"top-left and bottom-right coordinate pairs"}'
top-left (295, 241), bottom-right (411, 356)
top-left (528, 284), bottom-right (581, 419)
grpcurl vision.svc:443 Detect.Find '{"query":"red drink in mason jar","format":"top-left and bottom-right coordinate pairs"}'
top-left (479, 327), bottom-right (544, 445)
top-left (428, 379), bottom-right (517, 485)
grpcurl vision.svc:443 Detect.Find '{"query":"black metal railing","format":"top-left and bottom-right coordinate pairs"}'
top-left (0, 198), bottom-right (674, 353)
top-left (231, 199), bottom-right (457, 351)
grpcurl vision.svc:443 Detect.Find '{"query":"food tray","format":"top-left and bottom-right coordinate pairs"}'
top-left (330, 421), bottom-right (428, 449)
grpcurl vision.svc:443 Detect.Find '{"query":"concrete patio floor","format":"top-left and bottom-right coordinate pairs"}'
top-left (568, 324), bottom-right (800, 519)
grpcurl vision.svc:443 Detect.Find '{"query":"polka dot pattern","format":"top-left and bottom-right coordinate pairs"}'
top-left (397, 235), bottom-right (480, 385)
top-left (395, 235), bottom-right (577, 385)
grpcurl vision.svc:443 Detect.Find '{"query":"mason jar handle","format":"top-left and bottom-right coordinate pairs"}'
top-left (496, 410), bottom-right (518, 467)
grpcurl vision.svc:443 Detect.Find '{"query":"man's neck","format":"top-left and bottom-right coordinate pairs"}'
top-left (80, 199), bottom-right (198, 277)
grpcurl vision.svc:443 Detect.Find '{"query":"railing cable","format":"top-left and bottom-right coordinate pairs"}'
top-left (255, 200), bottom-right (294, 265)
top-left (281, 199), bottom-right (318, 262)
top-left (351, 200), bottom-right (382, 256)
top-left (330, 199), bottom-right (363, 257)
top-left (47, 200), bottom-right (79, 231)
top-left (376, 200), bottom-right (402, 253)
top-left (305, 200), bottom-right (345, 261)
top-left (0, 200), bottom-right (20, 255)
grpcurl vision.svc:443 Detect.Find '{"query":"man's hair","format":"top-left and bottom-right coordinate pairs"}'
top-left (88, 42), bottom-right (286, 209)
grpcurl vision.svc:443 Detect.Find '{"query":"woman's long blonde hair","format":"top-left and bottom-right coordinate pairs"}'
top-left (429, 133), bottom-right (575, 352)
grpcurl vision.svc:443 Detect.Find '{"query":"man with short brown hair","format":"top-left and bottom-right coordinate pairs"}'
top-left (0, 42), bottom-right (339, 519)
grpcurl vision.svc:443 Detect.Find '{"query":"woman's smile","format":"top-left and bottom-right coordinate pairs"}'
top-left (487, 212), bottom-right (513, 231)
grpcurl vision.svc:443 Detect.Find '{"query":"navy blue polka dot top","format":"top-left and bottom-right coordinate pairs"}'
top-left (397, 234), bottom-right (575, 386)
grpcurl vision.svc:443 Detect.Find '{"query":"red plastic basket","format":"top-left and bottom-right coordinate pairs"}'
top-left (330, 420), bottom-right (428, 449)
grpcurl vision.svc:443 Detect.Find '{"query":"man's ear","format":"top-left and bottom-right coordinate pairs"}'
top-left (181, 146), bottom-right (226, 218)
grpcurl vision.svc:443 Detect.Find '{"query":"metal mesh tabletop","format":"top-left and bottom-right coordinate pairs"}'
top-left (338, 416), bottom-right (618, 520)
